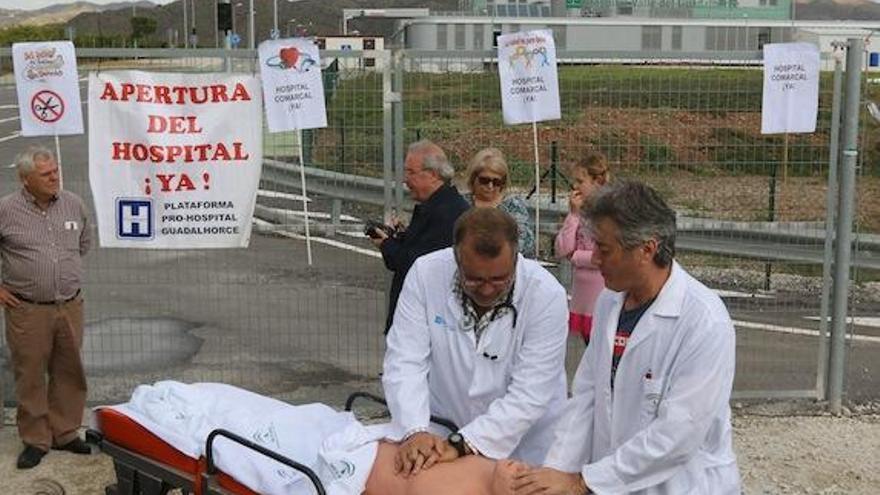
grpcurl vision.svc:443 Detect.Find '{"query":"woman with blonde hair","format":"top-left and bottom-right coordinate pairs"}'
top-left (555, 152), bottom-right (610, 345)
top-left (464, 147), bottom-right (535, 257)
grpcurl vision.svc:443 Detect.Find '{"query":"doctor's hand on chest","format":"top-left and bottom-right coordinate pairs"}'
top-left (394, 431), bottom-right (460, 478)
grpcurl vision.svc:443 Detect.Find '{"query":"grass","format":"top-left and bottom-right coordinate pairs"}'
top-left (296, 65), bottom-right (880, 185)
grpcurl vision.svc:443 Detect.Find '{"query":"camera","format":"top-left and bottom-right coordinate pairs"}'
top-left (364, 220), bottom-right (395, 239)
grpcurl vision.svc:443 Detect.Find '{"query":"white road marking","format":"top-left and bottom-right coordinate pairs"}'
top-left (0, 104), bottom-right (19, 109)
top-left (805, 316), bottom-right (880, 328)
top-left (734, 319), bottom-right (880, 344)
top-left (252, 218), bottom-right (380, 258)
top-left (0, 115), bottom-right (20, 123)
top-left (715, 289), bottom-right (774, 299)
top-left (258, 189), bottom-right (311, 203)
top-left (260, 204), bottom-right (361, 222)
top-left (0, 131), bottom-right (21, 143)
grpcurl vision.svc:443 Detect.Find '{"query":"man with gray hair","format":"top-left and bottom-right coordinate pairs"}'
top-left (513, 180), bottom-right (740, 494)
top-left (0, 145), bottom-right (92, 469)
top-left (370, 140), bottom-right (469, 333)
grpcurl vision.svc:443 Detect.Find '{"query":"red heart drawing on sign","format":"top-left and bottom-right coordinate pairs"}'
top-left (279, 47), bottom-right (299, 69)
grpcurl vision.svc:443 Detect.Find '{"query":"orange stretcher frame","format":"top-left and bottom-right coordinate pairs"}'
top-left (88, 407), bottom-right (324, 495)
top-left (87, 392), bottom-right (457, 495)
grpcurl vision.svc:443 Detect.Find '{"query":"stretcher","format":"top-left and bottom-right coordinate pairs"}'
top-left (87, 391), bottom-right (458, 495)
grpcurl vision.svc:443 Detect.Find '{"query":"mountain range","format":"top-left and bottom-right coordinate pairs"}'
top-left (0, 1), bottom-right (156, 28)
top-left (2, 0), bottom-right (879, 44)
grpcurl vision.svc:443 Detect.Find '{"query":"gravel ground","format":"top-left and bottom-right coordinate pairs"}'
top-left (2, 398), bottom-right (879, 495)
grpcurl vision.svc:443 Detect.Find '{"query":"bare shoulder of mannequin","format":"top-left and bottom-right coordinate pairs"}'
top-left (364, 441), bottom-right (520, 495)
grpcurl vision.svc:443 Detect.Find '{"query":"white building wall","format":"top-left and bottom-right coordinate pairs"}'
top-left (566, 24), bottom-right (644, 51)
top-left (402, 18), bottom-right (880, 71)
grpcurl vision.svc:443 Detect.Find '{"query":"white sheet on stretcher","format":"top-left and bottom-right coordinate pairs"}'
top-left (95, 381), bottom-right (392, 495)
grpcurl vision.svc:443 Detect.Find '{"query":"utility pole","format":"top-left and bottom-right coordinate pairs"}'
top-left (183, 0), bottom-right (188, 48)
top-left (248, 0), bottom-right (255, 49)
top-left (214, 0), bottom-right (219, 48)
top-left (273, 0), bottom-right (278, 38)
top-left (191, 0), bottom-right (197, 47)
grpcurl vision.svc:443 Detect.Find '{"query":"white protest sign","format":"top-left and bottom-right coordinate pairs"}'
top-left (12, 41), bottom-right (83, 136)
top-left (761, 42), bottom-right (820, 134)
top-left (88, 71), bottom-right (263, 248)
top-left (258, 37), bottom-right (327, 132)
top-left (497, 29), bottom-right (561, 125)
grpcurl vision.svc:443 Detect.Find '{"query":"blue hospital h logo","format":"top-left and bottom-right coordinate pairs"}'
top-left (116, 199), bottom-right (153, 239)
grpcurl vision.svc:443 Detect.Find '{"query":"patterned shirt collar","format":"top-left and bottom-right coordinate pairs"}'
top-left (452, 270), bottom-right (515, 345)
top-left (21, 187), bottom-right (58, 207)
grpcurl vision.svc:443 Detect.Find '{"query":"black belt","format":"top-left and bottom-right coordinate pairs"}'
top-left (13, 289), bottom-right (80, 305)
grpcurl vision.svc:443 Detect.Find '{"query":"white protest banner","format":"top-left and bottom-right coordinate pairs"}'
top-left (761, 42), bottom-right (820, 134)
top-left (497, 29), bottom-right (561, 125)
top-left (88, 71), bottom-right (263, 248)
top-left (258, 37), bottom-right (327, 132)
top-left (13, 41), bottom-right (84, 136)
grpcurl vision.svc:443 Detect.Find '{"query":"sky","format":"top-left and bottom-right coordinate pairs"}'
top-left (0, 0), bottom-right (175, 11)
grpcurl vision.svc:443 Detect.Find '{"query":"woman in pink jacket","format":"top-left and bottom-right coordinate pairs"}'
top-left (555, 152), bottom-right (610, 345)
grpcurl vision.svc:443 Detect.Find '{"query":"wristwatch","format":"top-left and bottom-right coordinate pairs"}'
top-left (447, 432), bottom-right (468, 457)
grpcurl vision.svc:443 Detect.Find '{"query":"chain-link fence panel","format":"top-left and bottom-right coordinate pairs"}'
top-left (0, 46), bottom-right (877, 406)
top-left (0, 48), bottom-right (391, 405)
top-left (844, 73), bottom-right (880, 403)
top-left (396, 49), bottom-right (877, 399)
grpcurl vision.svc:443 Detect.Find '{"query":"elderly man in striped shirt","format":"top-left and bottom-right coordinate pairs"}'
top-left (0, 145), bottom-right (92, 469)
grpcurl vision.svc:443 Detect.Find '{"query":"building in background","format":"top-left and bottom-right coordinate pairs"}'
top-left (315, 36), bottom-right (386, 72)
top-left (395, 15), bottom-right (880, 72)
top-left (456, 0), bottom-right (793, 20)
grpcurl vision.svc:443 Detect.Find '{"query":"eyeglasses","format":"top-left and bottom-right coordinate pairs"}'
top-left (460, 273), bottom-right (514, 290)
top-left (476, 176), bottom-right (505, 188)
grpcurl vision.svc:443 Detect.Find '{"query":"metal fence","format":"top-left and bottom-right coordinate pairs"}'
top-left (0, 44), bottom-right (877, 408)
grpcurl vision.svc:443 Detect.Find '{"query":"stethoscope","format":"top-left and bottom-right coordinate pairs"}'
top-left (480, 286), bottom-right (518, 361)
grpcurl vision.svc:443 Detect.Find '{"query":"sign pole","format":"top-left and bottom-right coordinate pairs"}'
top-left (54, 133), bottom-right (64, 190)
top-left (782, 132), bottom-right (790, 183)
top-left (532, 121), bottom-right (540, 259)
top-left (297, 129), bottom-right (313, 265)
top-left (497, 28), bottom-right (561, 259)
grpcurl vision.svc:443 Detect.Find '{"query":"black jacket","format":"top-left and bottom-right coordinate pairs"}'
top-left (381, 183), bottom-right (469, 332)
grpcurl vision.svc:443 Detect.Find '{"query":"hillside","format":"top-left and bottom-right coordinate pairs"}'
top-left (0, 1), bottom-right (155, 28)
top-left (8, 0), bottom-right (880, 48)
top-left (796, 0), bottom-right (880, 19)
top-left (65, 0), bottom-right (457, 47)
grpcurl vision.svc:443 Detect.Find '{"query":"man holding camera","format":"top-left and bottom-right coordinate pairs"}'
top-left (369, 140), bottom-right (469, 333)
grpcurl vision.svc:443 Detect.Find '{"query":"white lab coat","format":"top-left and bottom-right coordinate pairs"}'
top-left (544, 262), bottom-right (741, 494)
top-left (382, 247), bottom-right (568, 464)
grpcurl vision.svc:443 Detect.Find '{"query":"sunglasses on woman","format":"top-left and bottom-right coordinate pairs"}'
top-left (477, 176), bottom-right (505, 188)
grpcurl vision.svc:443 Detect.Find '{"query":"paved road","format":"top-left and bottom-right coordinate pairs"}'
top-left (0, 79), bottom-right (876, 404)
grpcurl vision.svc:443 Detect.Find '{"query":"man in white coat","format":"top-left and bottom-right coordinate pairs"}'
top-left (513, 180), bottom-right (740, 494)
top-left (382, 207), bottom-right (569, 478)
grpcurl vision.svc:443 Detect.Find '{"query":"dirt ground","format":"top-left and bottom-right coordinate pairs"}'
top-left (2, 399), bottom-right (879, 495)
